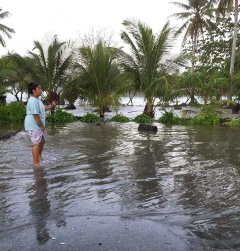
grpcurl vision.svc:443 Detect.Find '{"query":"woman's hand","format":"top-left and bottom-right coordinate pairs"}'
top-left (40, 124), bottom-right (45, 131)
top-left (46, 100), bottom-right (58, 111)
top-left (50, 100), bottom-right (58, 109)
top-left (51, 100), bottom-right (58, 106)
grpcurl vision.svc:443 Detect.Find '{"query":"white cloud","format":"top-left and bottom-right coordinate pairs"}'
top-left (0, 0), bottom-right (186, 56)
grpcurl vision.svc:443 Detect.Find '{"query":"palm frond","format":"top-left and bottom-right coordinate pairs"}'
top-left (8, 53), bottom-right (42, 83)
top-left (170, 2), bottom-right (191, 10)
top-left (0, 24), bottom-right (15, 37)
top-left (169, 11), bottom-right (193, 20)
top-left (0, 11), bottom-right (11, 19)
top-left (0, 9), bottom-right (15, 47)
top-left (121, 30), bottom-right (141, 63)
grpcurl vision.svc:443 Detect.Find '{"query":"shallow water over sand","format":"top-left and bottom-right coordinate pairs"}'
top-left (1, 121), bottom-right (240, 250)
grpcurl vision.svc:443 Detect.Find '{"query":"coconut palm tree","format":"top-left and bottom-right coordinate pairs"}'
top-left (120, 19), bottom-right (177, 117)
top-left (169, 0), bottom-right (215, 73)
top-left (70, 40), bottom-right (126, 119)
top-left (215, 0), bottom-right (238, 100)
top-left (0, 9), bottom-right (15, 47)
top-left (177, 71), bottom-right (211, 105)
top-left (9, 36), bottom-right (72, 101)
top-left (0, 56), bottom-right (9, 94)
top-left (0, 56), bottom-right (30, 101)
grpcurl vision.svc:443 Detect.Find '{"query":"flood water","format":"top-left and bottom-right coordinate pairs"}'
top-left (1, 120), bottom-right (240, 250)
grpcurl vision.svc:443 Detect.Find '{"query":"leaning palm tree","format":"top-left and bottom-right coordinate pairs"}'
top-left (0, 9), bottom-right (15, 47)
top-left (9, 36), bottom-right (72, 101)
top-left (169, 0), bottom-right (215, 73)
top-left (71, 40), bottom-right (126, 119)
top-left (120, 19), bottom-right (176, 117)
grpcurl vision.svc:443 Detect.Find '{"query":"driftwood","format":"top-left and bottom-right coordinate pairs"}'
top-left (138, 124), bottom-right (158, 132)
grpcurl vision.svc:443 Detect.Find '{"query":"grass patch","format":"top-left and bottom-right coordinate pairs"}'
top-left (47, 108), bottom-right (77, 123)
top-left (109, 114), bottom-right (130, 123)
top-left (158, 111), bottom-right (190, 125)
top-left (190, 114), bottom-right (220, 126)
top-left (80, 113), bottom-right (100, 123)
top-left (133, 114), bottom-right (153, 124)
top-left (0, 102), bottom-right (25, 124)
top-left (225, 118), bottom-right (240, 126)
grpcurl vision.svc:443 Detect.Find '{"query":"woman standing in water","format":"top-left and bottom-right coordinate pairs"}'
top-left (25, 82), bottom-right (57, 166)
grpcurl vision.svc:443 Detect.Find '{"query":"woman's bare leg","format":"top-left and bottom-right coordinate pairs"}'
top-left (38, 137), bottom-right (45, 161)
top-left (32, 143), bottom-right (40, 166)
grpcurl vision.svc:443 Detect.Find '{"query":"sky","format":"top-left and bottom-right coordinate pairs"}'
top-left (0, 0), bottom-right (187, 56)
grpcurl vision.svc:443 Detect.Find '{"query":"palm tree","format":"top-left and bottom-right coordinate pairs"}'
top-left (9, 36), bottom-right (72, 101)
top-left (216, 0), bottom-right (238, 100)
top-left (70, 40), bottom-right (126, 119)
top-left (0, 56), bottom-right (9, 95)
top-left (120, 19), bottom-right (176, 117)
top-left (169, 0), bottom-right (215, 73)
top-left (0, 9), bottom-right (15, 47)
top-left (1, 56), bottom-right (30, 101)
top-left (177, 71), bottom-right (211, 105)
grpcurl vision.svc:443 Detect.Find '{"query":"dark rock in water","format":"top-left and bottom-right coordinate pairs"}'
top-left (75, 116), bottom-right (82, 120)
top-left (0, 130), bottom-right (22, 141)
top-left (95, 120), bottom-right (106, 126)
top-left (0, 95), bottom-right (6, 104)
top-left (64, 104), bottom-right (76, 110)
top-left (138, 124), bottom-right (158, 132)
top-left (95, 122), bottom-right (103, 126)
top-left (220, 118), bottom-right (231, 125)
top-left (232, 103), bottom-right (240, 114)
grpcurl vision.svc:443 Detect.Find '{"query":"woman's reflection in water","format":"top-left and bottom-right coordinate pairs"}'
top-left (28, 167), bottom-right (50, 245)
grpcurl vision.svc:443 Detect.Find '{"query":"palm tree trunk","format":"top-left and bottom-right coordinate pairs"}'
top-left (229, 0), bottom-right (238, 100)
top-left (189, 94), bottom-right (195, 106)
top-left (99, 104), bottom-right (105, 122)
top-left (191, 32), bottom-right (197, 74)
top-left (14, 94), bottom-right (20, 102)
top-left (143, 97), bottom-right (154, 118)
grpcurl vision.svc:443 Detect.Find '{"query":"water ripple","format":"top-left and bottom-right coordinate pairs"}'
top-left (1, 123), bottom-right (240, 248)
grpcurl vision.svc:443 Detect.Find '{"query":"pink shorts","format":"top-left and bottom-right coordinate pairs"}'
top-left (28, 130), bottom-right (46, 145)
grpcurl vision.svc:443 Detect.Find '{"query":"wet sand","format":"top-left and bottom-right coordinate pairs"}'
top-left (1, 214), bottom-right (205, 251)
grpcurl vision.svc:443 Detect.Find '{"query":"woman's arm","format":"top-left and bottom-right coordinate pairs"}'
top-left (45, 100), bottom-right (58, 111)
top-left (33, 114), bottom-right (45, 131)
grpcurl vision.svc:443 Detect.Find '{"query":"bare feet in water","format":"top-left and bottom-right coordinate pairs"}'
top-left (38, 156), bottom-right (44, 161)
top-left (33, 162), bottom-right (43, 167)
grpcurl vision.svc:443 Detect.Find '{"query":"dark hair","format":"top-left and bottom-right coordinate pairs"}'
top-left (27, 82), bottom-right (40, 94)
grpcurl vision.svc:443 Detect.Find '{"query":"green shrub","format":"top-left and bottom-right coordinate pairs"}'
top-left (158, 111), bottom-right (177, 124)
top-left (8, 102), bottom-right (26, 123)
top-left (225, 118), bottom-right (240, 126)
top-left (190, 114), bottom-right (220, 126)
top-left (109, 114), bottom-right (130, 123)
top-left (80, 113), bottom-right (100, 123)
top-left (46, 108), bottom-right (77, 123)
top-left (158, 111), bottom-right (190, 125)
top-left (0, 102), bottom-right (25, 124)
top-left (133, 114), bottom-right (153, 124)
top-left (0, 104), bottom-right (11, 124)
